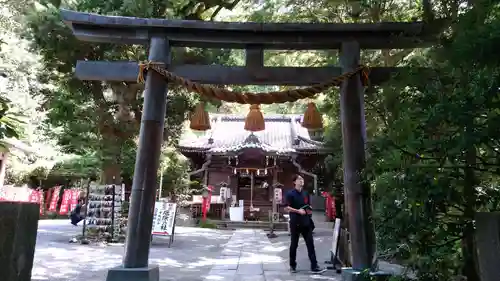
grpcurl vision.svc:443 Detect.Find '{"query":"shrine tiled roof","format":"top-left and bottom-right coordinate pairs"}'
top-left (177, 114), bottom-right (325, 155)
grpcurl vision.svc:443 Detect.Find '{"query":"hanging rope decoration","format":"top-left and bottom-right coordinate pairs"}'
top-left (137, 62), bottom-right (369, 104)
top-left (190, 102), bottom-right (211, 131)
top-left (137, 61), bottom-right (370, 132)
top-left (302, 102), bottom-right (323, 130)
top-left (244, 104), bottom-right (265, 132)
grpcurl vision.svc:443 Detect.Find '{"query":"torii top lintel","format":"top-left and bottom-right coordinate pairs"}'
top-left (61, 9), bottom-right (439, 50)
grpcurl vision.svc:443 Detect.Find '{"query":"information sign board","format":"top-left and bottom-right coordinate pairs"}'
top-left (151, 201), bottom-right (177, 247)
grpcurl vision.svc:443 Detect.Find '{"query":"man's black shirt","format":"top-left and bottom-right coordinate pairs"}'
top-left (285, 188), bottom-right (312, 228)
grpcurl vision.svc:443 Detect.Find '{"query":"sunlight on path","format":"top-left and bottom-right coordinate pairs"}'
top-left (204, 229), bottom-right (341, 281)
top-left (31, 221), bottom-right (231, 281)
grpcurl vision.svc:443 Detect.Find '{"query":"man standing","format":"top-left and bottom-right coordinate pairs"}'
top-left (284, 174), bottom-right (326, 274)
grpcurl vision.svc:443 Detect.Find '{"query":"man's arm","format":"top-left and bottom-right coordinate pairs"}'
top-left (284, 192), bottom-right (301, 214)
top-left (285, 206), bottom-right (301, 213)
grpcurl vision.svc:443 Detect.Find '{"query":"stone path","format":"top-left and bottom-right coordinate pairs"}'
top-left (204, 229), bottom-right (341, 281)
top-left (32, 220), bottom-right (347, 281)
top-left (32, 220), bottom-right (232, 281)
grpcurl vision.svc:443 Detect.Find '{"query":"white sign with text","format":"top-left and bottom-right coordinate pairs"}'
top-left (151, 202), bottom-right (177, 236)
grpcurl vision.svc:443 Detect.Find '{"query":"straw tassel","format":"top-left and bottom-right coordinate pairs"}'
top-left (301, 102), bottom-right (323, 130)
top-left (190, 102), bottom-right (211, 131)
top-left (361, 67), bottom-right (371, 87)
top-left (244, 104), bottom-right (265, 132)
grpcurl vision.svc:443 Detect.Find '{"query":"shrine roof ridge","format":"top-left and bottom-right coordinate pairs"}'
top-left (60, 9), bottom-right (442, 49)
top-left (177, 113), bottom-right (326, 155)
top-left (212, 114), bottom-right (302, 123)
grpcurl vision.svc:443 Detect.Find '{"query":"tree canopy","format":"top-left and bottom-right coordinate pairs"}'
top-left (0, 0), bottom-right (499, 280)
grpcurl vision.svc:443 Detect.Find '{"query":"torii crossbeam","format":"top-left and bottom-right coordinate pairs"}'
top-left (60, 8), bottom-right (439, 281)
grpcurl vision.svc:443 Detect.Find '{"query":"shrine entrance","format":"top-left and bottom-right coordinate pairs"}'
top-left (61, 8), bottom-right (439, 281)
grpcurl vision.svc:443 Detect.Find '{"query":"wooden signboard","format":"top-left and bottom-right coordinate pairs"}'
top-left (151, 201), bottom-right (177, 247)
top-left (331, 218), bottom-right (341, 259)
top-left (274, 188), bottom-right (282, 204)
top-left (326, 218), bottom-right (343, 273)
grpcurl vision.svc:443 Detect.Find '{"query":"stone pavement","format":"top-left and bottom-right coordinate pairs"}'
top-left (33, 220), bottom-right (412, 281)
top-left (268, 227), bottom-right (413, 279)
top-left (32, 220), bottom-right (232, 281)
top-left (204, 229), bottom-right (341, 281)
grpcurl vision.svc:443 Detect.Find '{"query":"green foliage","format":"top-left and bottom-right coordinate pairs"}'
top-left (198, 219), bottom-right (217, 229)
top-left (7, 0), bottom-right (500, 279)
top-left (4, 167), bottom-right (29, 185)
top-left (0, 96), bottom-right (24, 142)
top-left (322, 2), bottom-right (500, 280)
top-left (30, 166), bottom-right (49, 179)
top-left (21, 0), bottom-right (241, 183)
top-left (159, 148), bottom-right (192, 200)
top-left (49, 154), bottom-right (101, 178)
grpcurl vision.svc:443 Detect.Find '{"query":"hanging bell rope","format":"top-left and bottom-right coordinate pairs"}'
top-left (189, 102), bottom-right (211, 131)
top-left (244, 104), bottom-right (265, 132)
top-left (302, 102), bottom-right (323, 130)
top-left (137, 62), bottom-right (370, 104)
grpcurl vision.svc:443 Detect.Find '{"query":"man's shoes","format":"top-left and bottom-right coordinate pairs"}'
top-left (290, 267), bottom-right (298, 273)
top-left (310, 266), bottom-right (327, 274)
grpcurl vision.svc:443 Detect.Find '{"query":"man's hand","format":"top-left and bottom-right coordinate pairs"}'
top-left (297, 209), bottom-right (306, 215)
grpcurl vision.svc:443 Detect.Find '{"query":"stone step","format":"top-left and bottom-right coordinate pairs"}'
top-left (213, 220), bottom-right (288, 231)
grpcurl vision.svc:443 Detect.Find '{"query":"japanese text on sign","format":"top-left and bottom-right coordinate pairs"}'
top-left (48, 186), bottom-right (61, 212)
top-left (69, 189), bottom-right (80, 211)
top-left (151, 202), bottom-right (177, 236)
top-left (28, 189), bottom-right (45, 215)
top-left (59, 189), bottom-right (76, 215)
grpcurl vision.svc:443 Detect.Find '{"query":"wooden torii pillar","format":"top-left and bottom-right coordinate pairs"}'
top-left (60, 9), bottom-right (437, 281)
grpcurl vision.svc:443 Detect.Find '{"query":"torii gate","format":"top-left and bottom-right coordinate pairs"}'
top-left (60, 9), bottom-right (438, 281)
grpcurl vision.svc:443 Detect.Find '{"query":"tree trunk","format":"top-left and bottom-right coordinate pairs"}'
top-left (100, 162), bottom-right (121, 184)
top-left (99, 132), bottom-right (124, 185)
top-left (462, 145), bottom-right (480, 281)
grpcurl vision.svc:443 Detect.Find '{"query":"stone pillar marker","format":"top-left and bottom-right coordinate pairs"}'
top-left (475, 212), bottom-right (500, 281)
top-left (106, 37), bottom-right (170, 281)
top-left (0, 201), bottom-right (40, 281)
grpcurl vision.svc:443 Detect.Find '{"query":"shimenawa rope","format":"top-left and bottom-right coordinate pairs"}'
top-left (137, 62), bottom-right (370, 105)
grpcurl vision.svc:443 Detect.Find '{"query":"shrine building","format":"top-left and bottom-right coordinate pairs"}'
top-left (177, 114), bottom-right (328, 220)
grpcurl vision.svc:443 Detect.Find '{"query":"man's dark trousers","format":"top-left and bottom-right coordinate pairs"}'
top-left (70, 213), bottom-right (83, 225)
top-left (289, 224), bottom-right (318, 270)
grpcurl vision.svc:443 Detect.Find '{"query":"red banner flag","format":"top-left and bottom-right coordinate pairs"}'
top-left (69, 189), bottom-right (80, 212)
top-left (59, 189), bottom-right (72, 215)
top-left (28, 189), bottom-right (41, 203)
top-left (45, 188), bottom-right (52, 209)
top-left (28, 189), bottom-right (45, 215)
top-left (48, 186), bottom-right (61, 212)
top-left (38, 190), bottom-right (45, 215)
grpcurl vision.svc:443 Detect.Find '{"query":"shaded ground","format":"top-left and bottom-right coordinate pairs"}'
top-left (270, 224), bottom-right (412, 278)
top-left (269, 228), bottom-right (339, 273)
top-left (203, 229), bottom-right (341, 281)
top-left (32, 220), bottom-right (233, 281)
